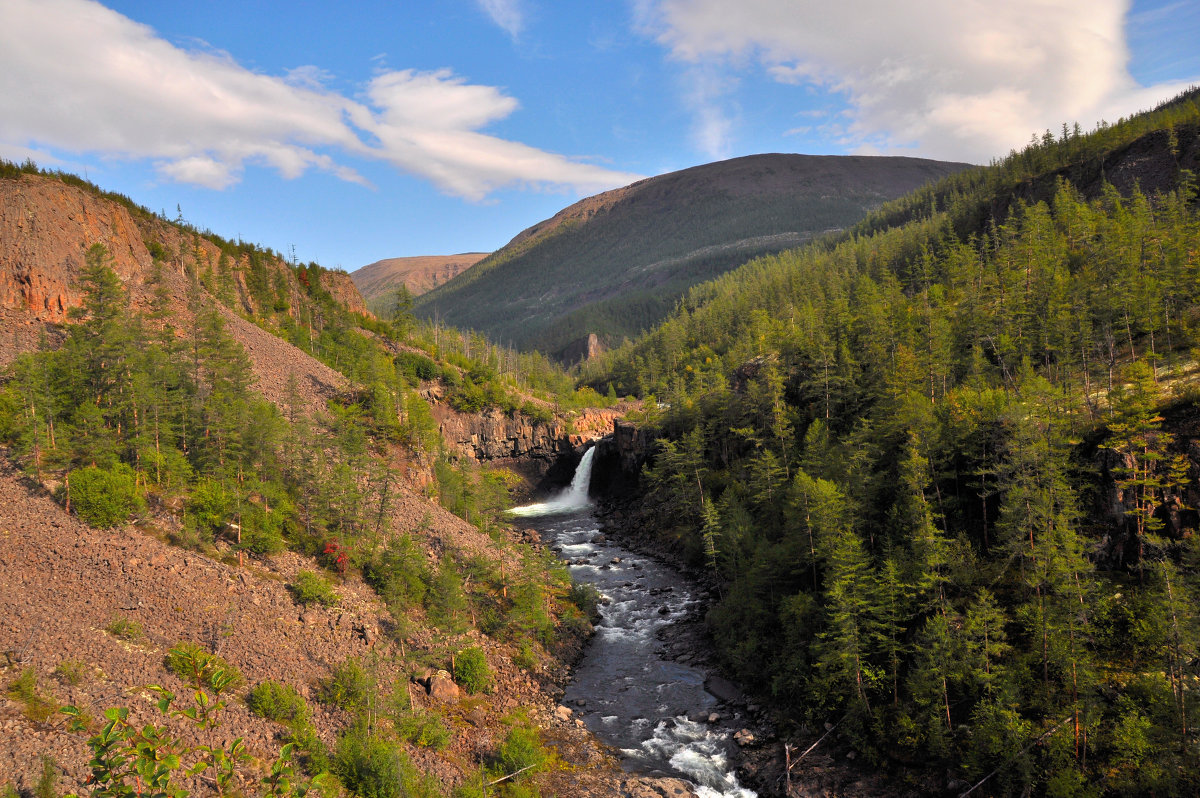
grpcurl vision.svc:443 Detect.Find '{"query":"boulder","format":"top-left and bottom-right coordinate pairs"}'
top-left (732, 728), bottom-right (755, 747)
top-left (427, 670), bottom-right (460, 701)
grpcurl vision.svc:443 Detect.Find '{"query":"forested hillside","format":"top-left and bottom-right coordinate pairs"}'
top-left (591, 87), bottom-right (1200, 795)
top-left (0, 164), bottom-right (641, 797)
top-left (415, 154), bottom-right (968, 358)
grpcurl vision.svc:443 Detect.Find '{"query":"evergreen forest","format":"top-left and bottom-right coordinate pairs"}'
top-left (585, 87), bottom-right (1200, 795)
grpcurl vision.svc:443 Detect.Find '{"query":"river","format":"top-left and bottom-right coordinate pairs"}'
top-left (511, 447), bottom-right (756, 798)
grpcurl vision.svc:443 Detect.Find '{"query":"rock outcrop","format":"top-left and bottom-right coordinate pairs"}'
top-left (592, 419), bottom-right (650, 498)
top-left (433, 405), bottom-right (631, 497)
top-left (556, 333), bottom-right (605, 365)
top-left (0, 172), bottom-right (367, 367)
top-left (0, 174), bottom-right (153, 323)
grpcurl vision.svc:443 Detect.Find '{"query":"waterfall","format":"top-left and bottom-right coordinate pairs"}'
top-left (509, 446), bottom-right (596, 517)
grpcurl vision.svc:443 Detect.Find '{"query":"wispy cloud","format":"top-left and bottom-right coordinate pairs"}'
top-left (679, 64), bottom-right (738, 158)
top-left (0, 0), bottom-right (641, 198)
top-left (640, 0), bottom-right (1200, 163)
top-left (477, 0), bottom-right (525, 40)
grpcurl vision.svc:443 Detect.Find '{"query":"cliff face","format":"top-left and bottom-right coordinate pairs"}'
top-left (433, 405), bottom-right (629, 497)
top-left (0, 174), bottom-right (153, 321)
top-left (0, 173), bottom-right (368, 366)
top-left (592, 419), bottom-right (650, 498)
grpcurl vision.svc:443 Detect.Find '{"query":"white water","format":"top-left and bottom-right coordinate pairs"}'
top-left (510, 449), bottom-right (756, 798)
top-left (508, 446), bottom-right (596, 517)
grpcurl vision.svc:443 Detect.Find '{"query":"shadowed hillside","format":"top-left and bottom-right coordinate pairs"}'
top-left (415, 153), bottom-right (970, 356)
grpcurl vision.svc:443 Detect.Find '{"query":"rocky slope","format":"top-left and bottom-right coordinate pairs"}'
top-left (0, 172), bottom-right (365, 366)
top-left (0, 170), bottom-right (687, 797)
top-left (0, 454), bottom-right (698, 797)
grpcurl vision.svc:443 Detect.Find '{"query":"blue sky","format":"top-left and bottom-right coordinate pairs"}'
top-left (1, 1), bottom-right (1197, 271)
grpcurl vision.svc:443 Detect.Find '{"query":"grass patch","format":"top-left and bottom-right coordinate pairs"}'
top-left (105, 615), bottom-right (144, 642)
top-left (6, 669), bottom-right (59, 724)
top-left (53, 660), bottom-right (90, 686)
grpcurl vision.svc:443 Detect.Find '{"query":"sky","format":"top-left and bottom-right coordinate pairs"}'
top-left (0, 1), bottom-right (1197, 271)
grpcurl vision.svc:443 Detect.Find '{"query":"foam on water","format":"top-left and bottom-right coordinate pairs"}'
top-left (509, 446), bottom-right (596, 517)
top-left (514, 450), bottom-right (756, 798)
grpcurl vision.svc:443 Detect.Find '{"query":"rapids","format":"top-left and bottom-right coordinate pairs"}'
top-left (510, 447), bottom-right (756, 798)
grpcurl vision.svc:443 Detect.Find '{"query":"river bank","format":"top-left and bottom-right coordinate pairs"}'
top-left (592, 495), bottom-right (937, 798)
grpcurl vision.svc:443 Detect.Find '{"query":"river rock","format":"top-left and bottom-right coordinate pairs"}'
top-left (620, 777), bottom-right (698, 798)
top-left (554, 705), bottom-right (573, 722)
top-left (704, 674), bottom-right (742, 703)
top-left (733, 728), bottom-right (755, 746)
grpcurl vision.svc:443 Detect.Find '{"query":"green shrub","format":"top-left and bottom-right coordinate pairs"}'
top-left (187, 478), bottom-right (230, 537)
top-left (567, 582), bottom-right (601, 623)
top-left (425, 556), bottom-right (469, 633)
top-left (54, 660), bottom-right (89, 686)
top-left (105, 615), bottom-right (144, 642)
top-left (164, 641), bottom-right (243, 692)
top-left (508, 578), bottom-right (553, 644)
top-left (246, 680), bottom-right (309, 726)
top-left (453, 647), bottom-right (492, 695)
top-left (289, 570), bottom-right (339, 607)
top-left (238, 499), bottom-right (287, 555)
top-left (520, 401), bottom-right (554, 425)
top-left (286, 722), bottom-right (332, 775)
top-left (69, 464), bottom-right (142, 528)
top-left (6, 669), bottom-right (58, 724)
top-left (334, 725), bottom-right (442, 798)
top-left (395, 709), bottom-right (452, 750)
top-left (320, 659), bottom-right (373, 715)
top-left (512, 640), bottom-right (539, 672)
top-left (362, 535), bottom-right (429, 610)
top-left (495, 724), bottom-right (547, 777)
top-left (395, 352), bottom-right (439, 382)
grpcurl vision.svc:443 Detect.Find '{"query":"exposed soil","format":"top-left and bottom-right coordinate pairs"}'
top-left (0, 453), bottom-right (704, 797)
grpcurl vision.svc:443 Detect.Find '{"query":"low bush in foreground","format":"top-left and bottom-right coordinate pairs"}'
top-left (164, 641), bottom-right (243, 692)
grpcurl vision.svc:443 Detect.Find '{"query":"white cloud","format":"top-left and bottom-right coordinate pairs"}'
top-left (642, 0), bottom-right (1200, 163)
top-left (477, 0), bottom-right (525, 40)
top-left (0, 0), bottom-right (641, 198)
top-left (679, 64), bottom-right (739, 158)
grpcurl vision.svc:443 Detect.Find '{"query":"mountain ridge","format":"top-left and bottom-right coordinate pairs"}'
top-left (352, 252), bottom-right (488, 315)
top-left (415, 152), bottom-right (971, 356)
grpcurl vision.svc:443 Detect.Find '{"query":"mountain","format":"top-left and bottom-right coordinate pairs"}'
top-left (351, 252), bottom-right (488, 314)
top-left (414, 153), bottom-right (971, 357)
